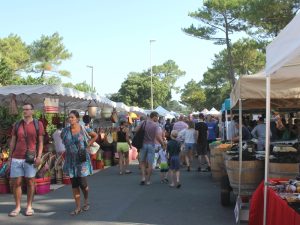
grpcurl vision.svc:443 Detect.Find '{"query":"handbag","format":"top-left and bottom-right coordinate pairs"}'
top-left (25, 150), bottom-right (36, 164)
top-left (89, 142), bottom-right (100, 154)
top-left (78, 148), bottom-right (87, 163)
top-left (132, 121), bottom-right (146, 149)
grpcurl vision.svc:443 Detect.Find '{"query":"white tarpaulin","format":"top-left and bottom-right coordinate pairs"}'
top-left (0, 85), bottom-right (116, 111)
top-left (230, 71), bottom-right (300, 110)
top-left (207, 107), bottom-right (220, 116)
top-left (0, 85), bottom-right (92, 110)
top-left (155, 106), bottom-right (170, 117)
top-left (116, 102), bottom-right (130, 112)
top-left (266, 12), bottom-right (300, 77)
top-left (264, 12), bottom-right (300, 225)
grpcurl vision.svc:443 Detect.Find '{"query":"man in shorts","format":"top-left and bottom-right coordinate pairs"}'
top-left (195, 113), bottom-right (211, 172)
top-left (8, 103), bottom-right (44, 217)
top-left (137, 111), bottom-right (166, 185)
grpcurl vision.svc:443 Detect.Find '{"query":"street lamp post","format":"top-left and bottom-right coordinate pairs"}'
top-left (86, 65), bottom-right (94, 91)
top-left (150, 39), bottom-right (156, 110)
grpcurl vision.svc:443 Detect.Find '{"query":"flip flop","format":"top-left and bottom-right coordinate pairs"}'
top-left (82, 204), bottom-right (90, 211)
top-left (25, 209), bottom-right (34, 216)
top-left (70, 209), bottom-right (82, 216)
top-left (8, 209), bottom-right (20, 217)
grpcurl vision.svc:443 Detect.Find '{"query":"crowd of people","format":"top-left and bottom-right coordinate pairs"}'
top-left (6, 105), bottom-right (221, 217)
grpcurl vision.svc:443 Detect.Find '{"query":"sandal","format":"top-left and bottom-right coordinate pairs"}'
top-left (82, 204), bottom-right (90, 211)
top-left (8, 209), bottom-right (20, 217)
top-left (70, 209), bottom-right (82, 216)
top-left (25, 208), bottom-right (34, 216)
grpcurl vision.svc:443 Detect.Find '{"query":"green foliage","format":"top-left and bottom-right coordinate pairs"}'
top-left (183, 0), bottom-right (246, 44)
top-left (241, 0), bottom-right (300, 37)
top-left (183, 0), bottom-right (247, 87)
top-left (164, 100), bottom-right (184, 113)
top-left (152, 60), bottom-right (186, 92)
top-left (108, 60), bottom-right (185, 109)
top-left (0, 58), bottom-right (20, 86)
top-left (29, 32), bottom-right (72, 78)
top-left (0, 34), bottom-right (30, 71)
top-left (180, 80), bottom-right (206, 111)
top-left (0, 106), bottom-right (22, 130)
top-left (63, 81), bottom-right (95, 93)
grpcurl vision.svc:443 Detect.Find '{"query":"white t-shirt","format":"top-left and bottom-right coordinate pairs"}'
top-left (158, 149), bottom-right (168, 163)
top-left (179, 128), bottom-right (197, 144)
top-left (52, 129), bottom-right (66, 153)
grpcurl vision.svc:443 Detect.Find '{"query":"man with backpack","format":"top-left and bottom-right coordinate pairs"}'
top-left (8, 103), bottom-right (44, 217)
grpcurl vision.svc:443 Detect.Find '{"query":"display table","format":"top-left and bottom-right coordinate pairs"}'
top-left (249, 180), bottom-right (300, 225)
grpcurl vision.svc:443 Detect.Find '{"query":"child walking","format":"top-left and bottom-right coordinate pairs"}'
top-left (167, 130), bottom-right (181, 188)
top-left (158, 147), bottom-right (169, 183)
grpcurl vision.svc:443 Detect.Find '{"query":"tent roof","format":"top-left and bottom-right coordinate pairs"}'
top-left (230, 72), bottom-right (300, 110)
top-left (266, 12), bottom-right (300, 77)
top-left (0, 85), bottom-right (116, 110)
top-left (155, 106), bottom-right (170, 117)
top-left (0, 85), bottom-right (91, 109)
top-left (208, 107), bottom-right (220, 115)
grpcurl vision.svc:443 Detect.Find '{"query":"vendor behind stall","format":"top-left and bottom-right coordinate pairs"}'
top-left (231, 118), bottom-right (252, 143)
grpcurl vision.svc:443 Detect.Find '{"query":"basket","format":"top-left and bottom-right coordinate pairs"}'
top-left (35, 177), bottom-right (50, 195)
top-left (0, 177), bottom-right (9, 194)
top-left (55, 155), bottom-right (64, 184)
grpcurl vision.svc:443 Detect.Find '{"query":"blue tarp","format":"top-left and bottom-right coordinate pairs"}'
top-left (221, 98), bottom-right (230, 112)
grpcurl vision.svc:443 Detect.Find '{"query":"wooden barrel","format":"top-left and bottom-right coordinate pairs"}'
top-left (210, 146), bottom-right (224, 182)
top-left (226, 160), bottom-right (264, 196)
top-left (269, 163), bottom-right (299, 179)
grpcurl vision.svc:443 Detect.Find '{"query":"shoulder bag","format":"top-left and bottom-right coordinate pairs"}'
top-left (132, 121), bottom-right (147, 149)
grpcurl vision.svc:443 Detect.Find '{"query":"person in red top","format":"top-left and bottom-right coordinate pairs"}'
top-left (8, 103), bottom-right (44, 217)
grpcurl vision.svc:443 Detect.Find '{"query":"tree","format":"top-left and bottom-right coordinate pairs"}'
top-left (29, 32), bottom-right (72, 78)
top-left (109, 60), bottom-right (185, 109)
top-left (153, 60), bottom-right (186, 92)
top-left (195, 38), bottom-right (265, 109)
top-left (180, 80), bottom-right (206, 111)
top-left (0, 59), bottom-right (20, 86)
top-left (63, 81), bottom-right (95, 93)
top-left (241, 0), bottom-right (300, 37)
top-left (183, 0), bottom-right (246, 87)
top-left (0, 34), bottom-right (30, 71)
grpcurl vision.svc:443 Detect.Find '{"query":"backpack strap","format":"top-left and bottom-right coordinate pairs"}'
top-left (33, 118), bottom-right (40, 154)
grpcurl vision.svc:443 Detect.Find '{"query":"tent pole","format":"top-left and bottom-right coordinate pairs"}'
top-left (238, 99), bottom-right (242, 224)
top-left (263, 75), bottom-right (271, 225)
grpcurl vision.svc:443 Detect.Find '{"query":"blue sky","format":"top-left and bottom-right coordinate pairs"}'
top-left (0, 0), bottom-right (226, 101)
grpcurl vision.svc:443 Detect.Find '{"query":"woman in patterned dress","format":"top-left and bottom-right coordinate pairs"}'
top-left (61, 110), bottom-right (98, 215)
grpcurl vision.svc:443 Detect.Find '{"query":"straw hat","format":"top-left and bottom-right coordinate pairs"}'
top-left (170, 130), bottom-right (178, 140)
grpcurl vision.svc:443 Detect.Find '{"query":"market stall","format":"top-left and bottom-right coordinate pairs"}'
top-left (229, 70), bottom-right (300, 222)
top-left (262, 11), bottom-right (300, 225)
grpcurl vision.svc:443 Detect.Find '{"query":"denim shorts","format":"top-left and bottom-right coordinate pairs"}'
top-left (10, 158), bottom-right (37, 178)
top-left (184, 143), bottom-right (195, 151)
top-left (139, 144), bottom-right (155, 165)
top-left (169, 155), bottom-right (180, 171)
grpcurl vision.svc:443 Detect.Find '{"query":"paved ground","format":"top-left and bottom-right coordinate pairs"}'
top-left (0, 163), bottom-right (236, 225)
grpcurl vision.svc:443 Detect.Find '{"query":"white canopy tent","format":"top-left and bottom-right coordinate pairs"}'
top-left (207, 107), bottom-right (221, 116)
top-left (155, 106), bottom-right (170, 117)
top-left (264, 12), bottom-right (300, 225)
top-left (0, 85), bottom-right (93, 111)
top-left (201, 108), bottom-right (209, 115)
top-left (115, 102), bottom-right (130, 112)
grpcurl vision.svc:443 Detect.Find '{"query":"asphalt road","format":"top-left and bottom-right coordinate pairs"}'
top-left (0, 163), bottom-right (236, 225)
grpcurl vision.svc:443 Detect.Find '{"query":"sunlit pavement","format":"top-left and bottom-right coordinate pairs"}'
top-left (0, 162), bottom-right (235, 225)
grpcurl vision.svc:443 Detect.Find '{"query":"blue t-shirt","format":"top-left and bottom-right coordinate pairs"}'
top-left (207, 121), bottom-right (217, 141)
